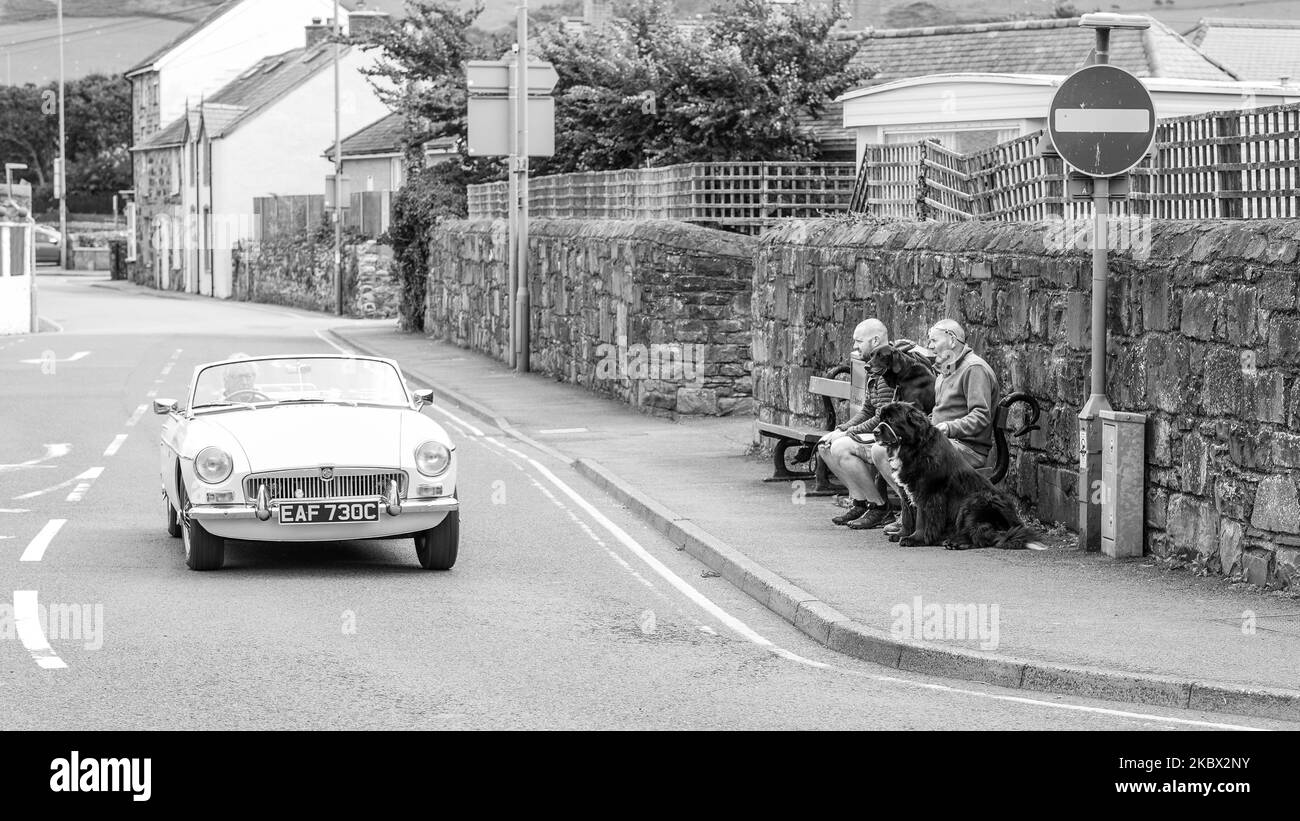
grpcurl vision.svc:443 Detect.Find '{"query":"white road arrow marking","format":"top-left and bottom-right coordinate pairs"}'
top-left (18, 351), bottom-right (89, 364)
top-left (14, 467), bottom-right (103, 500)
top-left (0, 443), bottom-right (72, 473)
top-left (20, 519), bottom-right (65, 562)
top-left (13, 591), bottom-right (67, 669)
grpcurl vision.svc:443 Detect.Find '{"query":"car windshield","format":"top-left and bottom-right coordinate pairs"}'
top-left (190, 358), bottom-right (409, 410)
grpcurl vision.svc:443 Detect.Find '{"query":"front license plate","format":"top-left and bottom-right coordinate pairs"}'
top-left (279, 501), bottom-right (379, 525)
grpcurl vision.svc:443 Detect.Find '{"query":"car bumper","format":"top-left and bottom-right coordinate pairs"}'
top-left (189, 497), bottom-right (458, 542)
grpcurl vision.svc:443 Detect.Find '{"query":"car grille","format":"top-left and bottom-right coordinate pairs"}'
top-left (244, 469), bottom-right (407, 502)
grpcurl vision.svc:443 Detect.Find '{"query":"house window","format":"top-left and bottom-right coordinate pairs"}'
top-left (169, 153), bottom-right (180, 195)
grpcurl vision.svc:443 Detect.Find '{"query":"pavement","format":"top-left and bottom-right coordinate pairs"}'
top-left (42, 273), bottom-right (1289, 722)
top-left (326, 321), bottom-right (1300, 722)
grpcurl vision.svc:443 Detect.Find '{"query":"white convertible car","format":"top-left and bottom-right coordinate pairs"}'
top-left (156, 354), bottom-right (459, 571)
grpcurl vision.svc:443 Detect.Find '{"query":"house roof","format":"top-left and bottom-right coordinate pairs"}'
top-left (134, 44), bottom-right (347, 150)
top-left (846, 17), bottom-right (1236, 84)
top-left (1184, 18), bottom-right (1300, 83)
top-left (805, 15), bottom-right (1237, 154)
top-left (125, 0), bottom-right (244, 77)
top-left (124, 0), bottom-right (358, 77)
top-left (324, 111), bottom-right (405, 160)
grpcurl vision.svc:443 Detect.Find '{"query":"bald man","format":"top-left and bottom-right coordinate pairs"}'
top-left (818, 318), bottom-right (899, 528)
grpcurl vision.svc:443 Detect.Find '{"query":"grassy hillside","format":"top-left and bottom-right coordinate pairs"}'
top-left (4, 0), bottom-right (1298, 85)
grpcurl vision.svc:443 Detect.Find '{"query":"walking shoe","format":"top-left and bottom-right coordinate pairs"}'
top-left (883, 521), bottom-right (904, 536)
top-left (846, 503), bottom-right (892, 530)
top-left (832, 500), bottom-right (870, 525)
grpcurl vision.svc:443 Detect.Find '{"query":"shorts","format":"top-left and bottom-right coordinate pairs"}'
top-left (949, 438), bottom-right (988, 468)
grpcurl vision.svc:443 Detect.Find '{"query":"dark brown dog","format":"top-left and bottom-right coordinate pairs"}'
top-left (866, 345), bottom-right (936, 415)
top-left (874, 401), bottom-right (1040, 549)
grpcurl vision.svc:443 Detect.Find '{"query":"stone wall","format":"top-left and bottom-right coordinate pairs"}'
top-left (755, 217), bottom-right (1300, 588)
top-left (426, 219), bottom-right (758, 416)
top-left (230, 236), bottom-right (398, 319)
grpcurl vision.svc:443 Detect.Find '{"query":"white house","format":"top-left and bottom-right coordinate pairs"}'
top-left (125, 0), bottom-right (356, 148)
top-left (839, 73), bottom-right (1299, 164)
top-left (131, 22), bottom-right (391, 299)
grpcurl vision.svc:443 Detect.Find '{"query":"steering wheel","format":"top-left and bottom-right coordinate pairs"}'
top-left (225, 389), bottom-right (272, 402)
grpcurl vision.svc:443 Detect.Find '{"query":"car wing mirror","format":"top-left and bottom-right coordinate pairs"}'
top-left (413, 389), bottom-right (434, 407)
top-left (153, 398), bottom-right (178, 415)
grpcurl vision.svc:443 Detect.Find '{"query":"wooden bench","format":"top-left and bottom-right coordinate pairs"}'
top-left (844, 390), bottom-right (1043, 485)
top-left (757, 359), bottom-right (866, 496)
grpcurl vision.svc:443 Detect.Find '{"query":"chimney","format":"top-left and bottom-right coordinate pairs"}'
top-left (347, 10), bottom-right (392, 43)
top-left (844, 0), bottom-right (875, 30)
top-left (306, 18), bottom-right (333, 49)
top-left (583, 0), bottom-right (612, 28)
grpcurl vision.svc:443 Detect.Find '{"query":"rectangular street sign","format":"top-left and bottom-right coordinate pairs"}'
top-left (1054, 109), bottom-right (1150, 133)
top-left (467, 97), bottom-right (555, 156)
top-left (465, 60), bottom-right (560, 95)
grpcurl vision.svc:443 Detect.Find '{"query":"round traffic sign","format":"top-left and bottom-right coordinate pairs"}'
top-left (1048, 64), bottom-right (1156, 177)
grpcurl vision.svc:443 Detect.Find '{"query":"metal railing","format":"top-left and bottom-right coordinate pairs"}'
top-left (468, 162), bottom-right (859, 234)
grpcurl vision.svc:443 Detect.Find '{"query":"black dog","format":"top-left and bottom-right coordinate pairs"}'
top-left (866, 345), bottom-right (935, 415)
top-left (874, 402), bottom-right (1042, 550)
top-left (867, 345), bottom-right (935, 538)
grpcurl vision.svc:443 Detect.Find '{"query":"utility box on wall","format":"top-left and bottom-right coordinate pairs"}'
top-left (1100, 409), bottom-right (1146, 558)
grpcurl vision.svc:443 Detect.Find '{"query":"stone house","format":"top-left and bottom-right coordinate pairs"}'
top-left (130, 23), bottom-right (390, 298)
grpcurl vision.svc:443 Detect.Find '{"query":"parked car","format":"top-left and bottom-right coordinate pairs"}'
top-left (33, 224), bottom-right (61, 264)
top-left (156, 354), bottom-right (459, 571)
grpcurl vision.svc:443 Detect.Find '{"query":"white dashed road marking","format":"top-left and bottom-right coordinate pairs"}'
top-left (13, 591), bottom-right (67, 669)
top-left (538, 428), bottom-right (589, 435)
top-left (20, 519), bottom-right (66, 562)
top-left (125, 404), bottom-right (148, 427)
top-left (103, 434), bottom-right (128, 457)
top-left (65, 468), bottom-right (104, 502)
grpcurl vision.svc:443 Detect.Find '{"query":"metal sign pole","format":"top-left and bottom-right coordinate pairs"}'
top-left (514, 0), bottom-right (531, 373)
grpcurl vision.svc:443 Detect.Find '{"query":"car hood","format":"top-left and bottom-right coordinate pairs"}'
top-left (200, 404), bottom-right (407, 471)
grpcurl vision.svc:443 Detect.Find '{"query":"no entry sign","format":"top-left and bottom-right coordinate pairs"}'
top-left (1048, 64), bottom-right (1156, 177)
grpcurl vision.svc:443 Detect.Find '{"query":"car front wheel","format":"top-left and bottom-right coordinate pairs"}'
top-left (165, 492), bottom-right (181, 538)
top-left (180, 486), bottom-right (225, 571)
top-left (415, 509), bottom-right (458, 570)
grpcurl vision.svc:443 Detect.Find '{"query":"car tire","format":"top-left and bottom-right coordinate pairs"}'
top-left (165, 493), bottom-right (181, 538)
top-left (180, 484), bottom-right (225, 571)
top-left (415, 509), bottom-right (458, 571)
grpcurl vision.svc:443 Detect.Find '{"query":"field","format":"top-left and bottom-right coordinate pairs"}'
top-left (3, 0), bottom-right (1297, 85)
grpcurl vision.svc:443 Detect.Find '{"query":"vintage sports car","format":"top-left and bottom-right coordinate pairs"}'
top-left (156, 354), bottom-right (459, 571)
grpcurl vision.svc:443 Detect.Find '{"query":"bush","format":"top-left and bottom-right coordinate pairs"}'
top-left (387, 160), bottom-right (474, 332)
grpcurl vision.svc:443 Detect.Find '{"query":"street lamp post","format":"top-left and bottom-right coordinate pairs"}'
top-left (57, 0), bottom-right (67, 270)
top-left (333, 0), bottom-right (344, 317)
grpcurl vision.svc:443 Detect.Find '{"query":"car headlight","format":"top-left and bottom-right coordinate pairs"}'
top-left (415, 441), bottom-right (451, 476)
top-left (194, 446), bottom-right (233, 484)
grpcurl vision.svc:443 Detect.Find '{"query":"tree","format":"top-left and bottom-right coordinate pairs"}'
top-left (356, 0), bottom-right (508, 162)
top-left (533, 0), bottom-right (873, 174)
top-left (0, 84), bottom-right (55, 187)
top-left (0, 73), bottom-right (132, 195)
